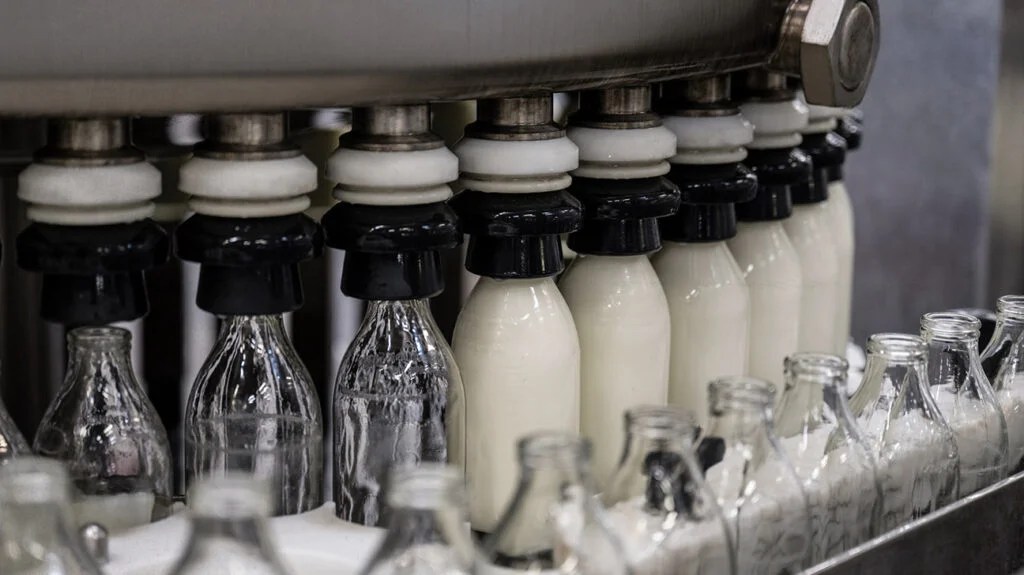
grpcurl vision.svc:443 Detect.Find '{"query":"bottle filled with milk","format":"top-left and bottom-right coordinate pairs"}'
top-left (34, 326), bottom-right (172, 532)
top-left (653, 77), bottom-right (755, 425)
top-left (921, 312), bottom-right (1008, 495)
top-left (450, 94), bottom-right (582, 534)
top-left (980, 295), bottom-right (1024, 472)
top-left (849, 333), bottom-right (959, 530)
top-left (561, 85), bottom-right (679, 486)
top-left (482, 432), bottom-right (628, 575)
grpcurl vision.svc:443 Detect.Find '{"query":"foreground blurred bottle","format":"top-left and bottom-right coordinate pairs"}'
top-left (602, 406), bottom-right (735, 575)
top-left (169, 475), bottom-right (291, 575)
top-left (34, 326), bottom-right (171, 532)
top-left (360, 464), bottom-right (475, 575)
top-left (0, 367), bottom-right (29, 463)
top-left (482, 432), bottom-right (627, 574)
top-left (980, 295), bottom-right (1024, 472)
top-left (774, 353), bottom-right (881, 561)
top-left (849, 333), bottom-right (959, 530)
top-left (921, 312), bottom-right (1008, 495)
top-left (0, 457), bottom-right (103, 574)
top-left (185, 314), bottom-right (322, 515)
top-left (702, 376), bottom-right (811, 574)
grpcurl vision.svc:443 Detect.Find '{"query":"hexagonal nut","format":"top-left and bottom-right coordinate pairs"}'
top-left (801, 0), bottom-right (880, 107)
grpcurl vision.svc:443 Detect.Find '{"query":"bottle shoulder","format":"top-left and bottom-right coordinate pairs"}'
top-left (559, 255), bottom-right (669, 317)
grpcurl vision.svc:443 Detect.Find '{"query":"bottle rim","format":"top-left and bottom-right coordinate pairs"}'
top-left (386, 463), bottom-right (467, 511)
top-left (865, 333), bottom-right (927, 361)
top-left (517, 431), bottom-right (590, 469)
top-left (188, 473), bottom-right (273, 519)
top-left (708, 376), bottom-right (776, 413)
top-left (784, 352), bottom-right (849, 386)
top-left (67, 325), bottom-right (131, 350)
top-left (997, 295), bottom-right (1024, 321)
top-left (0, 456), bottom-right (72, 505)
top-left (624, 405), bottom-right (696, 441)
top-left (920, 311), bottom-right (981, 341)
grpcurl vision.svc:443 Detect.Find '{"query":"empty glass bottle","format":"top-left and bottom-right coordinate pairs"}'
top-left (186, 314), bottom-right (322, 516)
top-left (34, 326), bottom-right (171, 532)
top-left (169, 474), bottom-right (291, 575)
top-left (980, 295), bottom-right (1024, 472)
top-left (0, 457), bottom-right (103, 575)
top-left (602, 405), bottom-right (735, 575)
top-left (702, 376), bottom-right (811, 575)
top-left (360, 464), bottom-right (475, 575)
top-left (775, 353), bottom-right (881, 561)
top-left (921, 312), bottom-right (1008, 495)
top-left (849, 333), bottom-right (959, 530)
top-left (334, 299), bottom-right (463, 527)
top-left (0, 370), bottom-right (29, 463)
top-left (482, 432), bottom-right (627, 575)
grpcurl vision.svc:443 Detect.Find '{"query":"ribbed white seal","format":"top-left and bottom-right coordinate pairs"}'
top-left (18, 162), bottom-right (161, 225)
top-left (180, 155), bottom-right (317, 217)
top-left (454, 136), bottom-right (579, 194)
top-left (567, 125), bottom-right (675, 179)
top-left (740, 99), bottom-right (810, 150)
top-left (327, 146), bottom-right (458, 206)
top-left (804, 104), bottom-right (842, 135)
top-left (661, 113), bottom-right (755, 165)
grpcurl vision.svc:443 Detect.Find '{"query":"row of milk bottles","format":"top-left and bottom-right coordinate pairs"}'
top-left (3, 295), bottom-right (1024, 575)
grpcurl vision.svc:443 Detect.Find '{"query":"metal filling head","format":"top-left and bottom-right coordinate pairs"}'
top-left (196, 112), bottom-right (301, 160)
top-left (660, 75), bottom-right (738, 117)
top-left (466, 93), bottom-right (565, 141)
top-left (340, 104), bottom-right (444, 152)
top-left (37, 117), bottom-right (142, 166)
top-left (735, 69), bottom-right (795, 103)
top-left (571, 85), bottom-right (661, 129)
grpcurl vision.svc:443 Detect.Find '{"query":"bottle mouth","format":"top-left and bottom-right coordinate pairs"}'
top-left (708, 376), bottom-right (776, 414)
top-left (784, 352), bottom-right (849, 387)
top-left (624, 405), bottom-right (696, 441)
top-left (67, 325), bottom-right (131, 351)
top-left (188, 474), bottom-right (273, 519)
top-left (0, 457), bottom-right (71, 505)
top-left (865, 333), bottom-right (927, 362)
top-left (386, 463), bottom-right (467, 511)
top-left (997, 295), bottom-right (1024, 322)
top-left (920, 311), bottom-right (980, 342)
top-left (517, 431), bottom-right (590, 469)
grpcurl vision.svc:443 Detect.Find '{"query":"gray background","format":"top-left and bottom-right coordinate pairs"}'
top-left (846, 0), bottom-right (1013, 342)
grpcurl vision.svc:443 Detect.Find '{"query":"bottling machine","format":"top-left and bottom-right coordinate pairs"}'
top-left (2, 1), bottom-right (1023, 574)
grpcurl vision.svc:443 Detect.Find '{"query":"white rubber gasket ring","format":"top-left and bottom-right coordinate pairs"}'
top-left (327, 146), bottom-right (458, 190)
top-left (458, 173), bottom-right (572, 194)
top-left (189, 195), bottom-right (311, 218)
top-left (27, 202), bottom-right (155, 226)
top-left (671, 148), bottom-right (749, 165)
top-left (566, 125), bottom-right (676, 165)
top-left (572, 160), bottom-right (670, 180)
top-left (454, 136), bottom-right (578, 177)
top-left (18, 162), bottom-right (161, 207)
top-left (662, 113), bottom-right (754, 154)
top-left (180, 155), bottom-right (317, 200)
top-left (334, 184), bottom-right (453, 206)
top-left (741, 99), bottom-right (809, 150)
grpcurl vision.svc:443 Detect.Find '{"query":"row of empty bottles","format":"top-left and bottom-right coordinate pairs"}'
top-left (4, 296), bottom-right (1024, 575)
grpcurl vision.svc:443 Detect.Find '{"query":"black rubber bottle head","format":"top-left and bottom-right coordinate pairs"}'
top-left (567, 176), bottom-right (680, 255)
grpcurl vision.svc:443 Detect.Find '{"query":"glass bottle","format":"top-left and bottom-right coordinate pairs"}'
top-left (169, 474), bottom-right (291, 575)
top-left (602, 405), bottom-right (735, 575)
top-left (921, 312), bottom-right (1008, 495)
top-left (702, 376), bottom-right (811, 574)
top-left (849, 333), bottom-right (959, 530)
top-left (775, 353), bottom-right (881, 561)
top-left (185, 314), bottom-right (323, 516)
top-left (482, 432), bottom-right (628, 575)
top-left (334, 299), bottom-right (463, 527)
top-left (0, 457), bottom-right (103, 575)
top-left (0, 369), bottom-right (29, 463)
top-left (980, 295), bottom-right (1024, 472)
top-left (360, 464), bottom-right (476, 575)
top-left (34, 326), bottom-right (172, 532)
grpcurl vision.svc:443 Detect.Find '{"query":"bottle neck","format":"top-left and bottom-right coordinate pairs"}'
top-left (854, 355), bottom-right (937, 419)
top-left (608, 431), bottom-right (693, 513)
top-left (67, 340), bottom-right (138, 392)
top-left (706, 403), bottom-right (773, 447)
top-left (185, 515), bottom-right (280, 561)
top-left (376, 505), bottom-right (473, 560)
top-left (983, 317), bottom-right (1024, 379)
top-left (775, 375), bottom-right (827, 438)
top-left (925, 335), bottom-right (982, 392)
